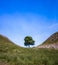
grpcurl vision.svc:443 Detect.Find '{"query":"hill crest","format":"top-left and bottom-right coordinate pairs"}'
top-left (37, 32), bottom-right (58, 49)
top-left (43, 32), bottom-right (58, 45)
top-left (0, 34), bottom-right (13, 43)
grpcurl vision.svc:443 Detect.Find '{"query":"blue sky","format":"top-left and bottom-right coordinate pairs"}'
top-left (0, 0), bottom-right (58, 47)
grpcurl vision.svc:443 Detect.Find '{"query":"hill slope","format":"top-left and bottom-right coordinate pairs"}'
top-left (0, 34), bottom-right (58, 65)
top-left (43, 32), bottom-right (58, 44)
top-left (38, 32), bottom-right (58, 49)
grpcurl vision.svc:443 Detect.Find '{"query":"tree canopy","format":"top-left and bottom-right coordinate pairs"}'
top-left (24, 36), bottom-right (35, 47)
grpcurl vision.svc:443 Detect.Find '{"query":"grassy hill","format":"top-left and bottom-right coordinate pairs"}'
top-left (43, 32), bottom-right (58, 45)
top-left (0, 34), bottom-right (58, 65)
top-left (38, 32), bottom-right (58, 49)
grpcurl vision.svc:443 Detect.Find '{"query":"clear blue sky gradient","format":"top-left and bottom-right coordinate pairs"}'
top-left (0, 0), bottom-right (58, 47)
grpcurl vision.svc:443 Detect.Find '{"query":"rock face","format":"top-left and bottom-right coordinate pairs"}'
top-left (37, 32), bottom-right (58, 49)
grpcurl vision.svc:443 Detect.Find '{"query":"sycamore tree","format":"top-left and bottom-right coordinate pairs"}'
top-left (24, 36), bottom-right (35, 47)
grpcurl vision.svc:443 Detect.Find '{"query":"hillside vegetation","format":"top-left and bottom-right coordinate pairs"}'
top-left (43, 32), bottom-right (58, 45)
top-left (0, 34), bottom-right (58, 65)
top-left (38, 32), bottom-right (58, 49)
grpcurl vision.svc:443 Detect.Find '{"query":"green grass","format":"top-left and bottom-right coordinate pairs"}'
top-left (0, 35), bottom-right (58, 65)
top-left (0, 45), bottom-right (58, 65)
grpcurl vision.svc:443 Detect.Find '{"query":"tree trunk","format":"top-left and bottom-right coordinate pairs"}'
top-left (29, 45), bottom-right (30, 48)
